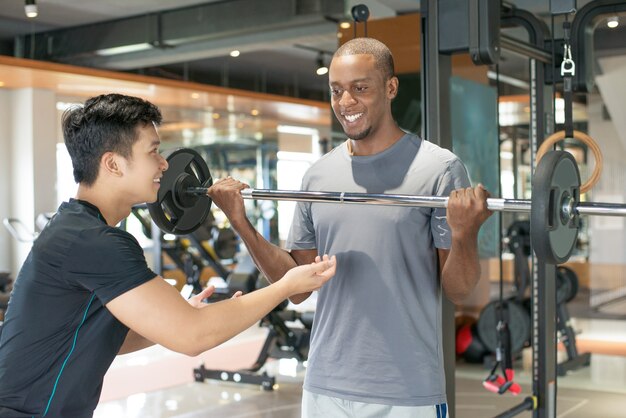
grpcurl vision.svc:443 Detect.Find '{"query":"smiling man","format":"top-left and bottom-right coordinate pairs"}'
top-left (208, 38), bottom-right (493, 418)
top-left (0, 94), bottom-right (337, 418)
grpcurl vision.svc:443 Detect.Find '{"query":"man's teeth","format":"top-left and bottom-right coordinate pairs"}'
top-left (153, 178), bottom-right (160, 183)
top-left (344, 113), bottom-right (363, 123)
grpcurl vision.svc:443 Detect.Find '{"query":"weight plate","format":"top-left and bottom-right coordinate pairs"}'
top-left (506, 220), bottom-right (531, 256)
top-left (147, 148), bottom-right (213, 235)
top-left (531, 151), bottom-right (581, 264)
top-left (477, 299), bottom-right (531, 355)
top-left (556, 266), bottom-right (579, 303)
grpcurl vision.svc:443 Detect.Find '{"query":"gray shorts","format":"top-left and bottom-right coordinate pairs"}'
top-left (302, 390), bottom-right (449, 418)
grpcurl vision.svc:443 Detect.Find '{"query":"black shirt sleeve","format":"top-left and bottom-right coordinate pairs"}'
top-left (63, 226), bottom-right (157, 305)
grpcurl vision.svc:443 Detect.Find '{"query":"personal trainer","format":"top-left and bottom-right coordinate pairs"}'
top-left (209, 38), bottom-right (493, 418)
top-left (0, 94), bottom-right (336, 418)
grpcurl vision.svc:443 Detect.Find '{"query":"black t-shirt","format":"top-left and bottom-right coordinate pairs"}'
top-left (0, 199), bottom-right (157, 417)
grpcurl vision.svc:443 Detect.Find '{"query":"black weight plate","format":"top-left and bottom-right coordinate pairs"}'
top-left (464, 324), bottom-right (488, 364)
top-left (557, 266), bottom-right (579, 303)
top-left (477, 300), bottom-right (531, 355)
top-left (506, 220), bottom-right (531, 256)
top-left (147, 148), bottom-right (213, 235)
top-left (531, 151), bottom-right (581, 264)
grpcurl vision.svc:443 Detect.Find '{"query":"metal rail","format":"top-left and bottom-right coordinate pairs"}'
top-left (500, 34), bottom-right (552, 64)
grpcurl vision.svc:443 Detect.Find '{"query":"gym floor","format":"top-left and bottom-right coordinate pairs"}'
top-left (94, 314), bottom-right (626, 418)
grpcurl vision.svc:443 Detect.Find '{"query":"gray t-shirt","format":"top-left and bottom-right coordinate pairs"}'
top-left (286, 133), bottom-right (470, 406)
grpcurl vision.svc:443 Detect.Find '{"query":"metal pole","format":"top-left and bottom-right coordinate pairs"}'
top-left (419, 0), bottom-right (458, 412)
top-left (500, 34), bottom-right (552, 63)
top-left (577, 202), bottom-right (626, 217)
top-left (189, 187), bottom-right (626, 217)
top-left (240, 189), bottom-right (531, 212)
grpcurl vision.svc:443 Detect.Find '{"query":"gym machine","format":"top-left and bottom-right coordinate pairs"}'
top-left (420, 1), bottom-right (626, 417)
top-left (476, 221), bottom-right (590, 384)
top-left (192, 256), bottom-right (315, 391)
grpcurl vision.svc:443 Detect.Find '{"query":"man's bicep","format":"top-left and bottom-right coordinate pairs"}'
top-left (106, 277), bottom-right (195, 353)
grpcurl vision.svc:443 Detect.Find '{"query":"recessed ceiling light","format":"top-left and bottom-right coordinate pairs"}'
top-left (607, 16), bottom-right (619, 29)
top-left (316, 66), bottom-right (328, 76)
top-left (251, 109), bottom-right (259, 116)
top-left (230, 50), bottom-right (240, 57)
top-left (25, 0), bottom-right (37, 18)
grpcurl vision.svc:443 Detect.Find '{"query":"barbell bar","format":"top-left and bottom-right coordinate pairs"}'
top-left (146, 148), bottom-right (626, 264)
top-left (186, 188), bottom-right (626, 217)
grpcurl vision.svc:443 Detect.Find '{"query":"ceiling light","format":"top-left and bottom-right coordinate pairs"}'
top-left (607, 16), bottom-right (619, 29)
top-left (94, 43), bottom-right (152, 56)
top-left (230, 50), bottom-right (240, 57)
top-left (251, 109), bottom-right (259, 116)
top-left (190, 92), bottom-right (200, 99)
top-left (25, 0), bottom-right (37, 18)
top-left (316, 53), bottom-right (328, 76)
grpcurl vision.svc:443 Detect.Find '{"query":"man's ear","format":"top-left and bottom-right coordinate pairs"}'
top-left (387, 76), bottom-right (399, 100)
top-left (102, 152), bottom-right (123, 177)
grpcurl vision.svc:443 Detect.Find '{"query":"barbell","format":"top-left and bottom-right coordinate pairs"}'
top-left (146, 148), bottom-right (626, 264)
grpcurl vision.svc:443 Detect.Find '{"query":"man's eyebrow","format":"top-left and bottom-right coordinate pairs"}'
top-left (330, 78), bottom-right (373, 85)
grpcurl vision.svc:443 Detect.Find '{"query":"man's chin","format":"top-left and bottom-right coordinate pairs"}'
top-left (344, 128), bottom-right (371, 141)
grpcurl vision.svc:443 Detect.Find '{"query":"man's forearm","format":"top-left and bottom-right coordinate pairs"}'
top-left (441, 235), bottom-right (482, 304)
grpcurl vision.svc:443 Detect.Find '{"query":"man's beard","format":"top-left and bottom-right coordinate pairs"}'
top-left (345, 126), bottom-right (371, 141)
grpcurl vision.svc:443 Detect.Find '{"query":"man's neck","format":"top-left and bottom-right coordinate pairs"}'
top-left (75, 184), bottom-right (131, 227)
top-left (349, 124), bottom-right (405, 156)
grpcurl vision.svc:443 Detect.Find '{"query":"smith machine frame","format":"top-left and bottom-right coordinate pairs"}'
top-left (421, 1), bottom-right (626, 417)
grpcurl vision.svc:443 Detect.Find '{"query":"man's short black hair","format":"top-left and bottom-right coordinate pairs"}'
top-left (62, 93), bottom-right (162, 186)
top-left (333, 37), bottom-right (395, 81)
